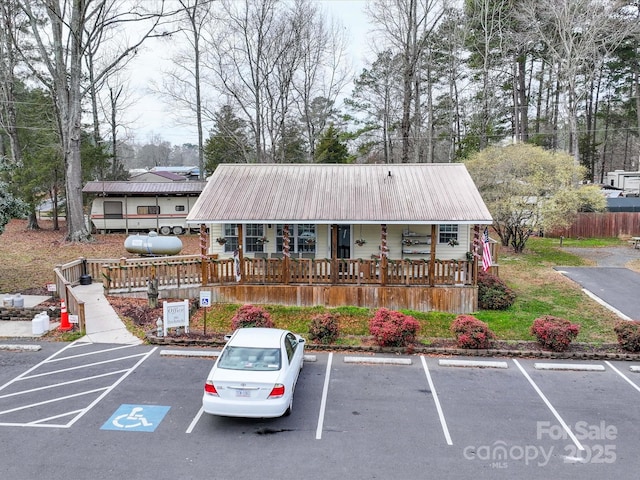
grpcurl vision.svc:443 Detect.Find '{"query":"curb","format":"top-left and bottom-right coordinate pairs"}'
top-left (0, 344), bottom-right (42, 352)
top-left (439, 359), bottom-right (508, 369)
top-left (534, 362), bottom-right (606, 371)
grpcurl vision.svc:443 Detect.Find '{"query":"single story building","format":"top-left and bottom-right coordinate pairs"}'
top-left (186, 163), bottom-right (493, 313)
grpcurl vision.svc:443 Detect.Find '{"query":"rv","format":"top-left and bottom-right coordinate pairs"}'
top-left (83, 181), bottom-right (207, 234)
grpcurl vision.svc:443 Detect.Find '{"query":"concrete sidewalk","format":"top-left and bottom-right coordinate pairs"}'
top-left (0, 283), bottom-right (141, 345)
top-left (72, 282), bottom-right (142, 344)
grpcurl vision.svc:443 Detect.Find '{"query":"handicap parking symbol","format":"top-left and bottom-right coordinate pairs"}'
top-left (101, 404), bottom-right (170, 432)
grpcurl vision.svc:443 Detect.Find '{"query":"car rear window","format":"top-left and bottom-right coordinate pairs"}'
top-left (217, 347), bottom-right (281, 371)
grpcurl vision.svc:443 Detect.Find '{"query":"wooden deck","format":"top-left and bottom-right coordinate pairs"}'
top-left (55, 255), bottom-right (479, 314)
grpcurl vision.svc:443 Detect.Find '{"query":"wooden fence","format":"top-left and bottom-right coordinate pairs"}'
top-left (548, 212), bottom-right (640, 238)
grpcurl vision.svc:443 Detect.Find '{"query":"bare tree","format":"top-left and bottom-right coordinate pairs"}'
top-left (15, 0), bottom-right (171, 241)
top-left (0, 0), bottom-right (22, 165)
top-left (367, 0), bottom-right (447, 163)
top-left (518, 0), bottom-right (631, 166)
top-left (293, 0), bottom-right (350, 161)
top-left (150, 0), bottom-right (213, 177)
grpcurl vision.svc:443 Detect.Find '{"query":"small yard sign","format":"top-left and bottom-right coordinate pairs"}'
top-left (163, 299), bottom-right (190, 337)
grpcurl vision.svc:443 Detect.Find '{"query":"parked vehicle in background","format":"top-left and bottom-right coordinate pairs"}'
top-left (83, 181), bottom-right (206, 235)
top-left (202, 328), bottom-right (305, 418)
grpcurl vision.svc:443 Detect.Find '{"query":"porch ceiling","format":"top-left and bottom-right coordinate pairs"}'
top-left (186, 163), bottom-right (492, 225)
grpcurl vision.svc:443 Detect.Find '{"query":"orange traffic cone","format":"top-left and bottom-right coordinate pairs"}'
top-left (59, 299), bottom-right (72, 331)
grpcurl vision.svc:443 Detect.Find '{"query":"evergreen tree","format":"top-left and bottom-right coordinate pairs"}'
top-left (315, 124), bottom-right (349, 163)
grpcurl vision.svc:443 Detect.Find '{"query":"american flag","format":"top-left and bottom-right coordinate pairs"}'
top-left (482, 227), bottom-right (493, 272)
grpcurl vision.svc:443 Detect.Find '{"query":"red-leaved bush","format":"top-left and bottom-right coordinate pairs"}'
top-left (231, 304), bottom-right (274, 329)
top-left (308, 313), bottom-right (340, 344)
top-left (450, 314), bottom-right (495, 349)
top-left (530, 315), bottom-right (580, 352)
top-left (614, 320), bottom-right (640, 352)
top-left (368, 308), bottom-right (420, 347)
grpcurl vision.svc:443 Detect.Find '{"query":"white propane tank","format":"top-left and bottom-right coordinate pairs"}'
top-left (41, 311), bottom-right (50, 331)
top-left (13, 293), bottom-right (24, 308)
top-left (124, 231), bottom-right (183, 256)
top-left (32, 313), bottom-right (45, 335)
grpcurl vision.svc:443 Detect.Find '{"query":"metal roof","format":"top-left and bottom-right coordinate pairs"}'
top-left (82, 181), bottom-right (207, 195)
top-left (186, 164), bottom-right (492, 225)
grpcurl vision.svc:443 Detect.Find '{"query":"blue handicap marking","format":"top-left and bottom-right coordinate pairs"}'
top-left (101, 404), bottom-right (170, 432)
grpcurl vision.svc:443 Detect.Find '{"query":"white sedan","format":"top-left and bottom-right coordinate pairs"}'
top-left (202, 328), bottom-right (305, 418)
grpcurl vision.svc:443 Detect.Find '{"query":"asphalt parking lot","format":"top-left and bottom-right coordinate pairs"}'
top-left (1, 342), bottom-right (639, 480)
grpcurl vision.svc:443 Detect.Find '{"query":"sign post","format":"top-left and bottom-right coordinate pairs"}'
top-left (199, 291), bottom-right (211, 336)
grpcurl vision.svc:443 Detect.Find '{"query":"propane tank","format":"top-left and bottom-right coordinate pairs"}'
top-left (124, 231), bottom-right (183, 256)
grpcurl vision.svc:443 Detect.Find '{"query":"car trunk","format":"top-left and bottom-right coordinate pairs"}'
top-left (211, 368), bottom-right (281, 401)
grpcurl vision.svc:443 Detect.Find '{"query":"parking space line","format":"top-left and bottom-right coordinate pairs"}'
top-left (605, 361), bottom-right (640, 393)
top-left (0, 369), bottom-right (129, 399)
top-left (65, 346), bottom-right (157, 428)
top-left (20, 353), bottom-right (150, 380)
top-left (0, 341), bottom-right (78, 393)
top-left (46, 344), bottom-right (140, 363)
top-left (186, 406), bottom-right (205, 434)
top-left (315, 352), bottom-right (333, 440)
top-left (512, 359), bottom-right (584, 451)
top-left (420, 356), bottom-right (452, 446)
top-left (0, 387), bottom-right (109, 417)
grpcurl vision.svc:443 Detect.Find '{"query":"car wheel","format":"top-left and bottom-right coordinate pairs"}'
top-left (283, 394), bottom-right (293, 417)
top-left (172, 226), bottom-right (184, 235)
top-left (159, 226), bottom-right (171, 235)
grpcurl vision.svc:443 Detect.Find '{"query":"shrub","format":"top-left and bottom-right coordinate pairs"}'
top-left (231, 304), bottom-right (274, 329)
top-left (477, 270), bottom-right (516, 310)
top-left (614, 321), bottom-right (640, 352)
top-left (368, 308), bottom-right (420, 347)
top-left (308, 313), bottom-right (340, 344)
top-left (450, 314), bottom-right (495, 349)
top-left (530, 315), bottom-right (580, 352)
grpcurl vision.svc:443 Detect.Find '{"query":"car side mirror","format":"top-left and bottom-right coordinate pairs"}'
top-left (224, 334), bottom-right (232, 342)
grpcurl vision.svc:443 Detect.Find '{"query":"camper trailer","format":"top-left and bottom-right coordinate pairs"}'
top-left (83, 181), bottom-right (206, 234)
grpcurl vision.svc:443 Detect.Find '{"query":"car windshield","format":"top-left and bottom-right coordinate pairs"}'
top-left (217, 346), bottom-right (281, 371)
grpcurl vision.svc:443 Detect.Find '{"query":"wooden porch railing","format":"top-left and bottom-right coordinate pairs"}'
top-left (90, 256), bottom-right (474, 293)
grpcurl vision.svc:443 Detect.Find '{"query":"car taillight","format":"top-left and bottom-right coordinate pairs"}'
top-left (204, 381), bottom-right (218, 396)
top-left (268, 384), bottom-right (285, 399)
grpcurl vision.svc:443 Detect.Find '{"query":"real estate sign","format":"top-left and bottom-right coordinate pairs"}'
top-left (163, 299), bottom-right (190, 337)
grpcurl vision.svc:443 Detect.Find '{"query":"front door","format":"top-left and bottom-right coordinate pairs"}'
top-left (337, 225), bottom-right (351, 259)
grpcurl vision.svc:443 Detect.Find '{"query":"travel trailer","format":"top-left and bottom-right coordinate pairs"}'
top-left (83, 181), bottom-right (206, 234)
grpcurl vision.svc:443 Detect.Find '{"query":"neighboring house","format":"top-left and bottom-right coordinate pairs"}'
top-left (130, 170), bottom-right (188, 182)
top-left (186, 163), bottom-right (493, 314)
top-left (83, 181), bottom-right (207, 235)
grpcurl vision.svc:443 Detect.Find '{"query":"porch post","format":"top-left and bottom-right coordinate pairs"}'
top-left (331, 224), bottom-right (338, 283)
top-left (472, 225), bottom-right (480, 286)
top-left (428, 224), bottom-right (437, 286)
top-left (200, 224), bottom-right (208, 285)
top-left (283, 224), bottom-right (290, 284)
top-left (380, 224), bottom-right (388, 286)
top-left (237, 224), bottom-right (244, 284)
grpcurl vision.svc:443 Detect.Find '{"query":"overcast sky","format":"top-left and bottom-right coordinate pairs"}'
top-left (123, 0), bottom-right (372, 146)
